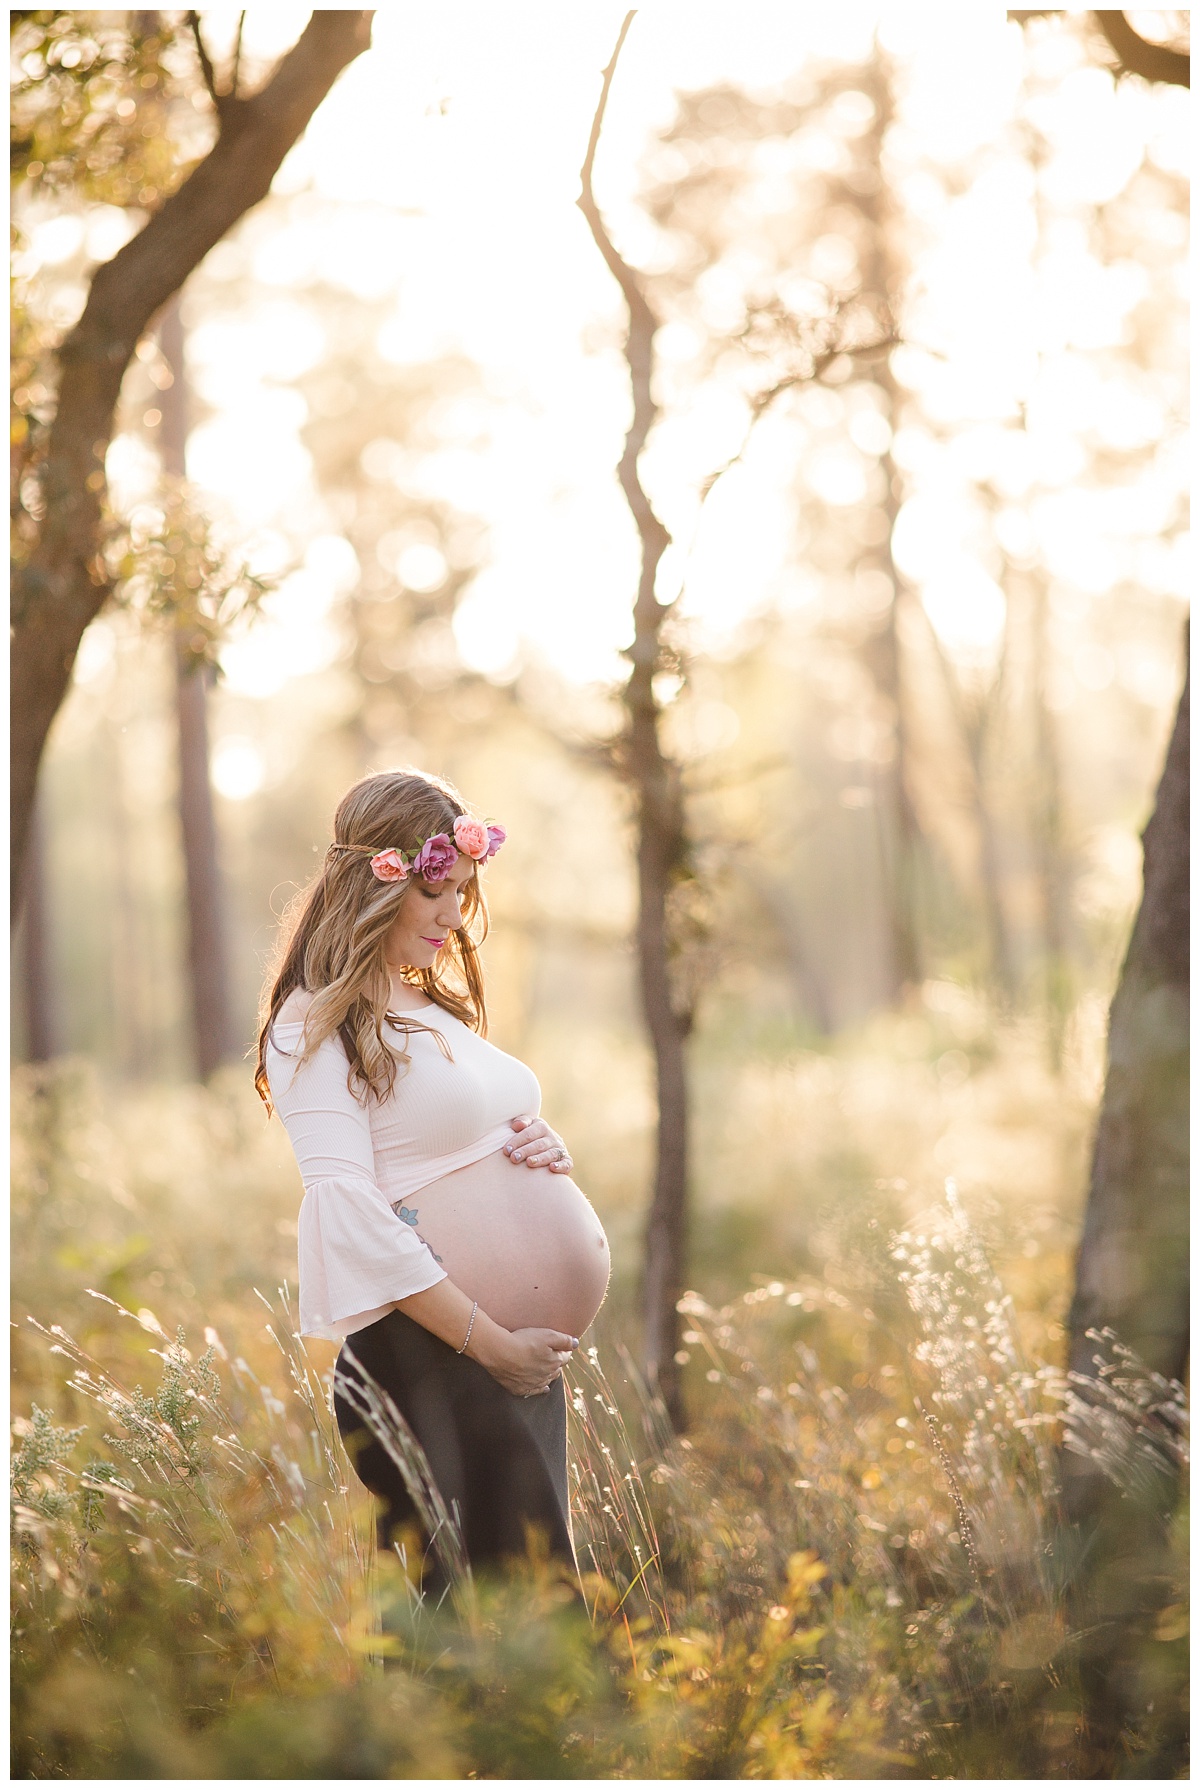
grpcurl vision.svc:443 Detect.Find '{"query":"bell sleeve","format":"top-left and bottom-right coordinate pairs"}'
top-left (265, 1022), bottom-right (446, 1338)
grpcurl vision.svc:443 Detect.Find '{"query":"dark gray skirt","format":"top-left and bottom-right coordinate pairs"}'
top-left (333, 1308), bottom-right (574, 1589)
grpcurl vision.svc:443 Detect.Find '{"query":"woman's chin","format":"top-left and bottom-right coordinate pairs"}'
top-left (397, 944), bottom-right (440, 971)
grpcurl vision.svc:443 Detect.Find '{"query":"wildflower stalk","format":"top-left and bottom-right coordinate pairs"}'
top-left (915, 1397), bottom-right (986, 1604)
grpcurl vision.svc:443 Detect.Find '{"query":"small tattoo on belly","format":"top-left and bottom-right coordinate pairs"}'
top-left (392, 1200), bottom-right (443, 1264)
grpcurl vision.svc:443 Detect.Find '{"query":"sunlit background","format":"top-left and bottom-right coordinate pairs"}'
top-left (12, 5), bottom-right (1188, 1301)
top-left (10, 11), bottom-right (1191, 1768)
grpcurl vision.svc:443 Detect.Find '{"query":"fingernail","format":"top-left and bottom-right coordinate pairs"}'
top-left (512, 1152), bottom-right (523, 1162)
top-left (571, 1337), bottom-right (579, 1348)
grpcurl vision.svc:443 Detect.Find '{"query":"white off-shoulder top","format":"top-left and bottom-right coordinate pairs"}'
top-left (265, 1004), bottom-right (541, 1340)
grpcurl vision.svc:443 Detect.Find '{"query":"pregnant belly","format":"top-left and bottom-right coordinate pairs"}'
top-left (401, 1150), bottom-right (611, 1337)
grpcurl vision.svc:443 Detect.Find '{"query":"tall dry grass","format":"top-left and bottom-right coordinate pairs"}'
top-left (11, 1024), bottom-right (1188, 1777)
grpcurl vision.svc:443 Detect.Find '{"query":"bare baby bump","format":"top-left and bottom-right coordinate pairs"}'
top-left (399, 1151), bottom-right (611, 1337)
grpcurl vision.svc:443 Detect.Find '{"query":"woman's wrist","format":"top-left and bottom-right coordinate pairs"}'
top-left (394, 1277), bottom-right (505, 1361)
top-left (465, 1308), bottom-right (512, 1371)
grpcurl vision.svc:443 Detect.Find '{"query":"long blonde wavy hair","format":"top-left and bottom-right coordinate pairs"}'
top-left (254, 768), bottom-right (488, 1112)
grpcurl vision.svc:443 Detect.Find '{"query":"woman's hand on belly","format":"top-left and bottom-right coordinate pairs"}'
top-left (503, 1114), bottom-right (574, 1174)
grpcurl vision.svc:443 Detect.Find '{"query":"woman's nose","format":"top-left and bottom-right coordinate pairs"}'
top-left (438, 894), bottom-right (463, 929)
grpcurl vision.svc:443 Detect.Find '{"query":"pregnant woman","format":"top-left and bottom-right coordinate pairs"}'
top-left (255, 768), bottom-right (610, 1588)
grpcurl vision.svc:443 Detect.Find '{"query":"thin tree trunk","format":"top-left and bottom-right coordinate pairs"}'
top-left (966, 719), bottom-right (1018, 1005)
top-left (857, 51), bottom-right (923, 998)
top-left (875, 582), bottom-right (923, 993)
top-left (579, 14), bottom-right (692, 1429)
top-left (10, 10), bottom-right (374, 906)
top-left (105, 703), bottom-right (145, 1078)
top-left (174, 656), bottom-right (232, 1075)
top-left (18, 789), bottom-right (59, 1062)
top-left (762, 880), bottom-right (833, 1035)
top-left (159, 295), bottom-right (233, 1077)
top-left (924, 608), bottom-right (1017, 1003)
top-left (1029, 573), bottom-right (1071, 1066)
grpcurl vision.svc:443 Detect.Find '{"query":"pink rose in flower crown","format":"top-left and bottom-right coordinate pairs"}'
top-left (370, 848), bottom-right (410, 883)
top-left (452, 815), bottom-right (490, 860)
top-left (413, 833), bottom-right (458, 882)
top-left (484, 824), bottom-right (506, 860)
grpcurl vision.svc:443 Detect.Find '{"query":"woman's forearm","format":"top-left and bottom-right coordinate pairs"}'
top-left (394, 1278), bottom-right (579, 1400)
top-left (394, 1278), bottom-right (512, 1372)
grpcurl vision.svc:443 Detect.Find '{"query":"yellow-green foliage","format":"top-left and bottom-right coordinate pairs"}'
top-left (11, 1047), bottom-right (1187, 1779)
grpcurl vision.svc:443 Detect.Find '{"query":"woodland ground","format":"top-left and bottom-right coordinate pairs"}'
top-left (11, 1003), bottom-right (1188, 1778)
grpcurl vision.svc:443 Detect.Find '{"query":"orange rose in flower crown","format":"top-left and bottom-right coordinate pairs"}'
top-left (452, 816), bottom-right (490, 860)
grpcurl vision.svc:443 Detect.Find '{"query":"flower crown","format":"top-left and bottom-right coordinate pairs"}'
top-left (329, 815), bottom-right (505, 885)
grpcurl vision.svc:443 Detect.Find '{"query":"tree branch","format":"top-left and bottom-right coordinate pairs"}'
top-left (1093, 12), bottom-right (1189, 87)
top-left (231, 11), bottom-right (246, 100)
top-left (577, 10), bottom-right (669, 578)
top-left (187, 10), bottom-right (224, 113)
top-left (11, 10), bottom-right (375, 904)
top-left (1010, 11), bottom-right (1190, 88)
top-left (698, 329), bottom-right (898, 502)
top-left (579, 12), bottom-right (643, 320)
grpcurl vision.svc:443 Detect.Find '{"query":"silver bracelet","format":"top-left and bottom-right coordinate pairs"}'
top-left (456, 1299), bottom-right (478, 1356)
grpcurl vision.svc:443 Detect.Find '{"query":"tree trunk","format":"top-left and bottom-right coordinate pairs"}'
top-left (924, 610), bottom-right (1017, 1003)
top-left (1061, 0), bottom-right (1191, 1534)
top-left (17, 788), bottom-right (59, 1062)
top-left (630, 611), bottom-right (692, 1433)
top-left (1061, 659), bottom-right (1188, 1754)
top-left (103, 702), bottom-right (148, 1078)
top-left (174, 654), bottom-right (233, 1076)
top-left (10, 10), bottom-right (374, 907)
top-left (762, 881), bottom-right (833, 1034)
top-left (966, 718), bottom-right (1018, 1005)
top-left (873, 584), bottom-right (924, 994)
top-left (1065, 661), bottom-right (1189, 1422)
top-left (580, 15), bottom-right (692, 1428)
top-left (1061, 0), bottom-right (1191, 1501)
top-left (159, 295), bottom-right (234, 1078)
